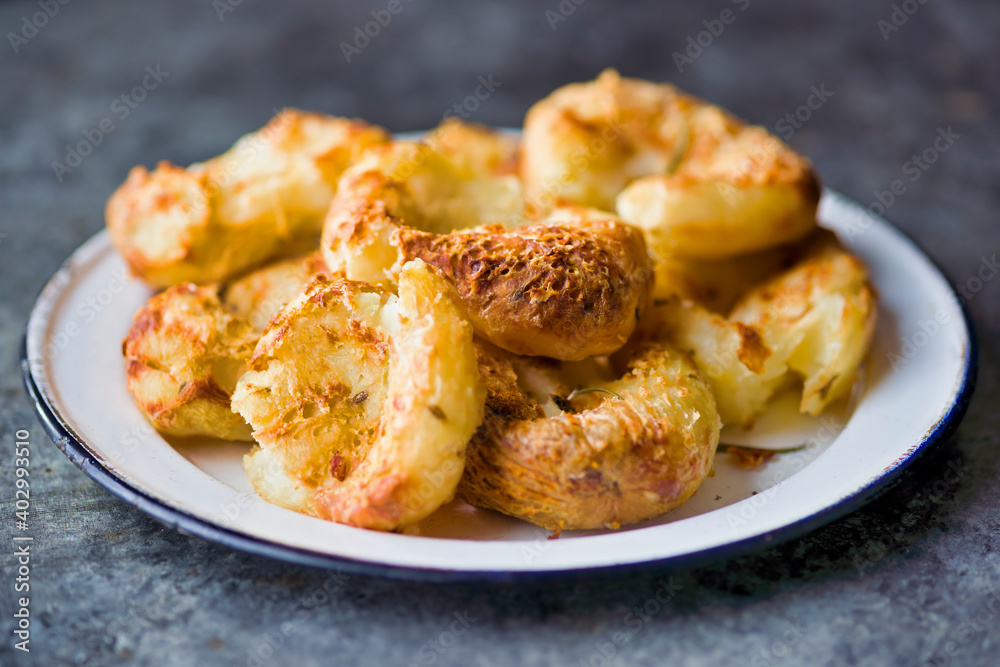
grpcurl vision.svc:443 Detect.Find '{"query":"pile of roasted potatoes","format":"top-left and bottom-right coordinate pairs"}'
top-left (112, 71), bottom-right (876, 533)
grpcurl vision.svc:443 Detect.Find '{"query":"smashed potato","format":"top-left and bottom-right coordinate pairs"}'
top-left (651, 242), bottom-right (800, 313)
top-left (123, 284), bottom-right (257, 440)
top-left (107, 110), bottom-right (390, 287)
top-left (222, 252), bottom-right (329, 332)
top-left (423, 118), bottom-right (520, 179)
top-left (232, 261), bottom-right (485, 530)
top-left (632, 231), bottom-right (877, 427)
top-left (393, 208), bottom-right (653, 360)
top-left (321, 126), bottom-right (524, 286)
top-left (626, 297), bottom-right (787, 429)
top-left (458, 341), bottom-right (721, 531)
top-left (109, 74), bottom-right (880, 534)
top-left (522, 69), bottom-right (819, 259)
top-left (730, 231), bottom-right (877, 415)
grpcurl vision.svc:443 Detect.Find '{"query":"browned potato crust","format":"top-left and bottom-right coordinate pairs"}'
top-left (221, 252), bottom-right (330, 332)
top-left (423, 118), bottom-right (520, 178)
top-left (393, 212), bottom-right (653, 360)
top-left (522, 69), bottom-right (820, 259)
top-left (652, 242), bottom-right (800, 313)
top-left (232, 261), bottom-right (485, 530)
top-left (123, 284), bottom-right (257, 440)
top-left (321, 127), bottom-right (524, 286)
top-left (631, 231), bottom-right (877, 427)
top-left (458, 341), bottom-right (720, 530)
top-left (107, 110), bottom-right (389, 287)
top-left (730, 230), bottom-right (878, 415)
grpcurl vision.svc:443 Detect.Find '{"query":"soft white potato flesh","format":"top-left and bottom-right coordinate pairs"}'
top-left (233, 260), bottom-right (485, 530)
top-left (630, 231), bottom-right (877, 427)
top-left (729, 231), bottom-right (877, 415)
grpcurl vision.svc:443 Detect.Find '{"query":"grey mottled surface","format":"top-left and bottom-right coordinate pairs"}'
top-left (1, 1), bottom-right (998, 665)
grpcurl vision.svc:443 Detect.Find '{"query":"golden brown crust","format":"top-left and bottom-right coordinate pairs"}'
top-left (729, 230), bottom-right (878, 415)
top-left (458, 341), bottom-right (720, 531)
top-left (107, 110), bottom-right (390, 287)
top-left (232, 262), bottom-right (485, 530)
top-left (123, 283), bottom-right (257, 440)
top-left (393, 212), bottom-right (653, 360)
top-left (629, 230), bottom-right (878, 427)
top-left (422, 118), bottom-right (520, 177)
top-left (521, 69), bottom-right (820, 259)
top-left (221, 252), bottom-right (330, 332)
top-left (650, 241), bottom-right (800, 313)
top-left (321, 135), bottom-right (525, 286)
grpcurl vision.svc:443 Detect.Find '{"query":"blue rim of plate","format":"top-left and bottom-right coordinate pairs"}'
top-left (20, 203), bottom-right (978, 583)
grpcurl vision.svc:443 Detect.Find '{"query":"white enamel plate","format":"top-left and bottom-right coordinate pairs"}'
top-left (22, 191), bottom-right (976, 581)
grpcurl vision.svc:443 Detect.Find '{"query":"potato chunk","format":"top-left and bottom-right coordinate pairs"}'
top-left (321, 129), bottom-right (524, 286)
top-left (393, 210), bottom-right (652, 360)
top-left (107, 110), bottom-right (389, 287)
top-left (521, 69), bottom-right (819, 259)
top-left (232, 261), bottom-right (485, 530)
top-left (123, 284), bottom-right (257, 440)
top-left (459, 341), bottom-right (721, 531)
top-left (221, 252), bottom-right (329, 332)
top-left (632, 231), bottom-right (877, 427)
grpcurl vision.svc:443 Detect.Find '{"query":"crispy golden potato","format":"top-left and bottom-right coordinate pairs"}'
top-left (107, 110), bottom-right (390, 287)
top-left (393, 209), bottom-right (653, 360)
top-left (626, 297), bottom-right (788, 429)
top-left (232, 261), bottom-right (485, 530)
top-left (729, 231), bottom-right (877, 415)
top-left (221, 252), bottom-right (329, 332)
top-left (631, 231), bottom-right (877, 427)
top-left (423, 118), bottom-right (520, 178)
top-left (652, 242), bottom-right (800, 314)
top-left (321, 132), bottom-right (524, 286)
top-left (458, 341), bottom-right (721, 531)
top-left (522, 69), bottom-right (820, 259)
top-left (546, 203), bottom-right (799, 313)
top-left (123, 284), bottom-right (257, 440)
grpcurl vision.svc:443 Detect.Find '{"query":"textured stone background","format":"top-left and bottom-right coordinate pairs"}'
top-left (1, 0), bottom-right (998, 665)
